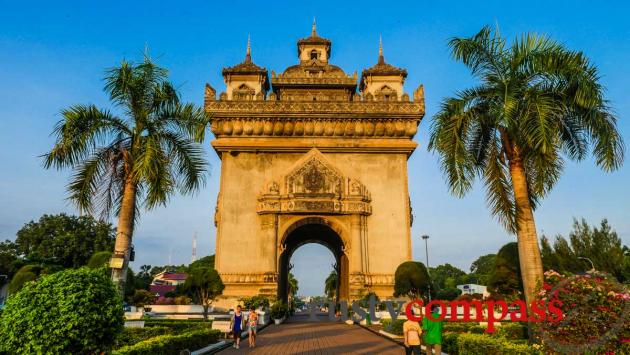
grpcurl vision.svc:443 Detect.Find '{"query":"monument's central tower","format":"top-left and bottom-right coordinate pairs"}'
top-left (205, 24), bottom-right (424, 307)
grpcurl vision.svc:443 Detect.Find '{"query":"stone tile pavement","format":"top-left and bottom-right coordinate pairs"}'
top-left (220, 314), bottom-right (404, 354)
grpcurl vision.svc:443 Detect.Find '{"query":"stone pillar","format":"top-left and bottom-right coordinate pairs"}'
top-left (348, 214), bottom-right (368, 299)
top-left (259, 213), bottom-right (279, 297)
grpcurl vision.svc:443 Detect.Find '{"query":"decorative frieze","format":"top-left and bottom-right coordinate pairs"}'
top-left (211, 117), bottom-right (419, 138)
top-left (220, 272), bottom-right (278, 284)
top-left (258, 149), bottom-right (372, 216)
top-left (206, 98), bottom-right (424, 117)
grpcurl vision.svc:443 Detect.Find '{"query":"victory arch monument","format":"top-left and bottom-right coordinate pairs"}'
top-left (205, 24), bottom-right (425, 307)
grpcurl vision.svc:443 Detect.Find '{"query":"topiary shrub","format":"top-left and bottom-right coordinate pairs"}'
top-left (0, 267), bottom-right (123, 354)
top-left (87, 251), bottom-right (112, 269)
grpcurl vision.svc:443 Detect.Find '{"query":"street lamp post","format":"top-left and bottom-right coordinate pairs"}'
top-left (578, 256), bottom-right (595, 272)
top-left (421, 235), bottom-right (431, 302)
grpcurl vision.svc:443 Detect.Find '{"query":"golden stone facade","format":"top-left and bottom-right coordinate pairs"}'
top-left (205, 24), bottom-right (424, 308)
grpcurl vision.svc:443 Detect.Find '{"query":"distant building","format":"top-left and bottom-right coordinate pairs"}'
top-left (149, 271), bottom-right (188, 297)
top-left (457, 284), bottom-right (489, 297)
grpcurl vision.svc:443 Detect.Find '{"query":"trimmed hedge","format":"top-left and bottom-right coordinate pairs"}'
top-left (442, 332), bottom-right (460, 354)
top-left (456, 333), bottom-right (542, 355)
top-left (494, 323), bottom-right (527, 340)
top-left (144, 319), bottom-right (212, 332)
top-left (115, 326), bottom-right (171, 348)
top-left (112, 329), bottom-right (221, 355)
top-left (443, 322), bottom-right (486, 334)
top-left (380, 318), bottom-right (404, 335)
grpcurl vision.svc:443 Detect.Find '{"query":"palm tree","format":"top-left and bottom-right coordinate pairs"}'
top-left (429, 26), bottom-right (624, 304)
top-left (324, 269), bottom-right (338, 299)
top-left (43, 54), bottom-right (209, 294)
top-left (288, 272), bottom-right (299, 298)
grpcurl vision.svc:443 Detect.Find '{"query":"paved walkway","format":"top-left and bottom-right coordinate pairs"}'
top-left (220, 313), bottom-right (404, 354)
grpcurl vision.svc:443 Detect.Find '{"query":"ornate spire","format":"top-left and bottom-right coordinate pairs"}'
top-left (378, 35), bottom-right (384, 64)
top-left (312, 18), bottom-right (317, 36)
top-left (245, 34), bottom-right (251, 62)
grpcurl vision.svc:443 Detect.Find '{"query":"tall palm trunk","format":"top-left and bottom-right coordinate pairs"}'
top-left (111, 177), bottom-right (137, 297)
top-left (508, 155), bottom-right (544, 305)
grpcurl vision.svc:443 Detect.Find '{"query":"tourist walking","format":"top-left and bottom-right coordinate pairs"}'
top-left (403, 316), bottom-right (422, 355)
top-left (230, 305), bottom-right (246, 349)
top-left (422, 305), bottom-right (444, 354)
top-left (247, 307), bottom-right (258, 348)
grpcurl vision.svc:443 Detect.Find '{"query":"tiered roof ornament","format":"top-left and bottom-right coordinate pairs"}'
top-left (205, 24), bottom-right (425, 148)
top-left (360, 36), bottom-right (408, 101)
top-left (219, 36), bottom-right (269, 100)
top-left (296, 19), bottom-right (332, 60)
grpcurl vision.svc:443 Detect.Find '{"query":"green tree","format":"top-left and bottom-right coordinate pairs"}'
top-left (288, 272), bottom-right (299, 298)
top-left (7, 264), bottom-right (63, 294)
top-left (430, 263), bottom-right (467, 290)
top-left (134, 264), bottom-right (153, 290)
top-left (428, 26), bottom-right (624, 304)
top-left (87, 251), bottom-right (113, 269)
top-left (182, 266), bottom-right (224, 319)
top-left (0, 240), bottom-right (20, 286)
top-left (0, 267), bottom-right (123, 354)
top-left (488, 242), bottom-right (523, 298)
top-left (189, 255), bottom-right (215, 270)
top-left (469, 253), bottom-right (497, 285)
top-left (435, 288), bottom-right (462, 301)
top-left (131, 289), bottom-right (156, 307)
top-left (15, 214), bottom-right (114, 269)
top-left (541, 218), bottom-right (628, 282)
top-left (324, 270), bottom-right (338, 299)
top-left (43, 54), bottom-right (209, 294)
top-left (394, 261), bottom-right (432, 300)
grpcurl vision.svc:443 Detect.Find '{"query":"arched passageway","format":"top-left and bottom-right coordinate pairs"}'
top-left (278, 221), bottom-right (349, 303)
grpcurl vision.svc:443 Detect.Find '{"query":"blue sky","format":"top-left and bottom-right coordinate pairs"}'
top-left (1, 0), bottom-right (629, 296)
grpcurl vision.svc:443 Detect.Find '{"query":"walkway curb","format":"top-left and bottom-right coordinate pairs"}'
top-left (209, 322), bottom-right (272, 354)
top-left (357, 323), bottom-right (405, 348)
top-left (357, 324), bottom-right (449, 355)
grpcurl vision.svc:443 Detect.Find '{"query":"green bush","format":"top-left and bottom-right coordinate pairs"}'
top-left (0, 267), bottom-right (123, 354)
top-left (494, 322), bottom-right (527, 340)
top-left (457, 333), bottom-right (543, 355)
top-left (380, 318), bottom-right (405, 335)
top-left (112, 328), bottom-right (221, 355)
top-left (270, 301), bottom-right (288, 319)
top-left (443, 322), bottom-right (486, 334)
top-left (144, 319), bottom-right (211, 332)
top-left (115, 326), bottom-right (171, 348)
top-left (443, 322), bottom-right (473, 333)
top-left (240, 295), bottom-right (271, 310)
top-left (87, 251), bottom-right (112, 269)
top-left (442, 332), bottom-right (460, 354)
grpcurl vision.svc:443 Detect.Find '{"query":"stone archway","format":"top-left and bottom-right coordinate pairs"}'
top-left (206, 30), bottom-right (424, 310)
top-left (278, 218), bottom-right (349, 303)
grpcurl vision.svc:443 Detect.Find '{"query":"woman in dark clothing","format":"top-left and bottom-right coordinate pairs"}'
top-left (230, 305), bottom-right (245, 349)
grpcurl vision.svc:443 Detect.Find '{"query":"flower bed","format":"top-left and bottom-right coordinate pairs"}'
top-left (536, 270), bottom-right (630, 353)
